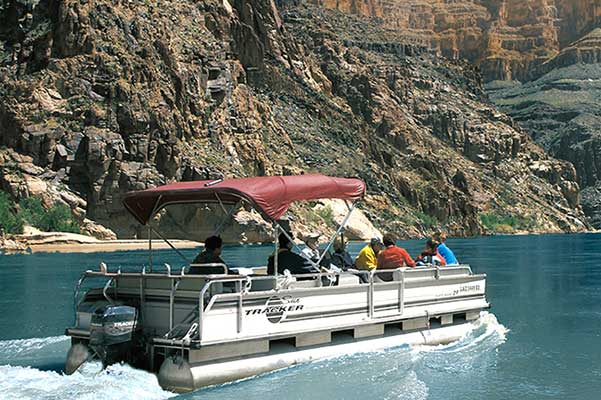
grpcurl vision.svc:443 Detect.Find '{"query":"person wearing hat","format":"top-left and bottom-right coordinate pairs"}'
top-left (268, 232), bottom-right (320, 276)
top-left (300, 232), bottom-right (321, 263)
top-left (355, 237), bottom-right (383, 270)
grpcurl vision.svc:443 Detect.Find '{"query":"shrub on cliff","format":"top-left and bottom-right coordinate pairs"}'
top-left (41, 204), bottom-right (80, 233)
top-left (0, 192), bottom-right (24, 234)
top-left (17, 198), bottom-right (46, 228)
top-left (480, 213), bottom-right (531, 233)
top-left (18, 198), bottom-right (80, 234)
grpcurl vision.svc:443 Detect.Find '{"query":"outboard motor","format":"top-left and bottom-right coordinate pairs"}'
top-left (89, 305), bottom-right (139, 366)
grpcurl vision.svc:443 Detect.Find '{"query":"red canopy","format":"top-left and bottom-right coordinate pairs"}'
top-left (123, 174), bottom-right (365, 225)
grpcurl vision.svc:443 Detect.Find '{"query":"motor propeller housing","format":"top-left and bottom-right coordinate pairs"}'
top-left (89, 305), bottom-right (139, 366)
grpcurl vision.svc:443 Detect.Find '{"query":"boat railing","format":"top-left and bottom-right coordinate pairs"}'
top-left (194, 268), bottom-right (409, 342)
top-left (73, 264), bottom-right (479, 343)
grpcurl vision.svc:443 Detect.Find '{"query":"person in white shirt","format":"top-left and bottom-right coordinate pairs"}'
top-left (300, 232), bottom-right (321, 263)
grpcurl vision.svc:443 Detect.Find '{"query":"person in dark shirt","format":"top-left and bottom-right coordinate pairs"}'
top-left (189, 236), bottom-right (231, 274)
top-left (268, 233), bottom-right (320, 276)
top-left (330, 238), bottom-right (354, 271)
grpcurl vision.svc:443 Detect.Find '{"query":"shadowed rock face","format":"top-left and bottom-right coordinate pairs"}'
top-left (489, 29), bottom-right (601, 228)
top-left (0, 0), bottom-right (589, 238)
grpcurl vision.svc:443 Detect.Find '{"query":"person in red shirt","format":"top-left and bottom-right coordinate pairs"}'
top-left (377, 233), bottom-right (416, 269)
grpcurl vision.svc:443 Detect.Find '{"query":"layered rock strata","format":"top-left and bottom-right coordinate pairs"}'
top-left (489, 29), bottom-right (601, 227)
top-left (0, 0), bottom-right (589, 240)
top-left (310, 0), bottom-right (601, 82)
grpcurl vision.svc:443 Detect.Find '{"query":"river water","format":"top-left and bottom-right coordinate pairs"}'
top-left (0, 233), bottom-right (600, 399)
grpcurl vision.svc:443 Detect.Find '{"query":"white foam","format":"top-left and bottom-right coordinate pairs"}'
top-left (0, 336), bottom-right (70, 366)
top-left (0, 363), bottom-right (175, 400)
top-left (0, 336), bottom-right (69, 354)
top-left (383, 371), bottom-right (429, 400)
top-left (411, 311), bottom-right (509, 355)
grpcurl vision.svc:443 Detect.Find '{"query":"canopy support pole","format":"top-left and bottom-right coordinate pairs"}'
top-left (150, 226), bottom-right (191, 264)
top-left (214, 193), bottom-right (229, 215)
top-left (148, 225), bottom-right (153, 273)
top-left (212, 200), bottom-right (242, 237)
top-left (273, 223), bottom-right (279, 290)
top-left (316, 201), bottom-right (357, 266)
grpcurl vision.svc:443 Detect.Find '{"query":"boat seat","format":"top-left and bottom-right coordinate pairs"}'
top-left (288, 279), bottom-right (321, 289)
top-left (338, 273), bottom-right (360, 286)
top-left (249, 278), bottom-right (278, 292)
top-left (373, 272), bottom-right (395, 283)
top-left (189, 263), bottom-right (228, 275)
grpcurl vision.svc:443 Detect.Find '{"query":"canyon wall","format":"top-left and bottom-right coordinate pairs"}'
top-left (0, 0), bottom-right (589, 240)
top-left (311, 0), bottom-right (601, 82)
top-left (311, 0), bottom-right (601, 227)
top-left (489, 28), bottom-right (601, 228)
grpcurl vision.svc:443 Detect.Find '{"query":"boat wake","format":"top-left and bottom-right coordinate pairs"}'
top-left (412, 311), bottom-right (508, 356)
top-left (0, 363), bottom-right (175, 400)
top-left (0, 336), bottom-right (173, 400)
top-left (0, 312), bottom-right (507, 400)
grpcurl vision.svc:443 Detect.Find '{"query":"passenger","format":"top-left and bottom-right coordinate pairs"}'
top-left (377, 233), bottom-right (416, 269)
top-left (268, 233), bottom-right (320, 276)
top-left (432, 231), bottom-right (458, 265)
top-left (300, 232), bottom-right (321, 263)
top-left (330, 238), bottom-right (354, 271)
top-left (190, 235), bottom-right (232, 274)
top-left (355, 238), bottom-right (383, 270)
top-left (415, 239), bottom-right (446, 266)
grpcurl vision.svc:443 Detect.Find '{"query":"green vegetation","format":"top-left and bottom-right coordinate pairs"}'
top-left (0, 192), bottom-right (80, 234)
top-left (297, 204), bottom-right (336, 230)
top-left (315, 205), bottom-right (333, 221)
top-left (19, 198), bottom-right (80, 233)
top-left (0, 192), bottom-right (24, 234)
top-left (479, 213), bottom-right (532, 233)
top-left (415, 211), bottom-right (439, 230)
top-left (17, 197), bottom-right (46, 228)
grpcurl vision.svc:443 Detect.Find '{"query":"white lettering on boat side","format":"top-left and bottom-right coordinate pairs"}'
top-left (244, 296), bottom-right (305, 323)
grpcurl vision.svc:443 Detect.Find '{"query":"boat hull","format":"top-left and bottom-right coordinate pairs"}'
top-left (158, 321), bottom-right (473, 392)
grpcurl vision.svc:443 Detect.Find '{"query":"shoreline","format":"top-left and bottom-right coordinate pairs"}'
top-left (1, 230), bottom-right (598, 255)
top-left (0, 231), bottom-right (201, 254)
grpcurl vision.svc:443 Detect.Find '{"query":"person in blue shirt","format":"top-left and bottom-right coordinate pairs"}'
top-left (433, 231), bottom-right (458, 265)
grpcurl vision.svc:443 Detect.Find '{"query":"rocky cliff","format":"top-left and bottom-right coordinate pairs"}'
top-left (0, 0), bottom-right (589, 241)
top-left (310, 0), bottom-right (601, 227)
top-left (311, 0), bottom-right (601, 82)
top-left (489, 28), bottom-right (601, 228)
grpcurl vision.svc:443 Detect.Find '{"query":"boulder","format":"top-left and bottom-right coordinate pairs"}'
top-left (315, 199), bottom-right (382, 241)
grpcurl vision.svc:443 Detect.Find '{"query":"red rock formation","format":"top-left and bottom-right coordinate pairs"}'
top-left (310, 0), bottom-right (601, 82)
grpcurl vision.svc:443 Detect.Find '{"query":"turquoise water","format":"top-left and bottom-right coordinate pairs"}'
top-left (1, 234), bottom-right (600, 399)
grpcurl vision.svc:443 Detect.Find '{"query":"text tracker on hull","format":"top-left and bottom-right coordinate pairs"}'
top-left (64, 175), bottom-right (490, 392)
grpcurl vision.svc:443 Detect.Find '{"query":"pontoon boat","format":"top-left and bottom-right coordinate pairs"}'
top-left (64, 175), bottom-right (489, 392)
